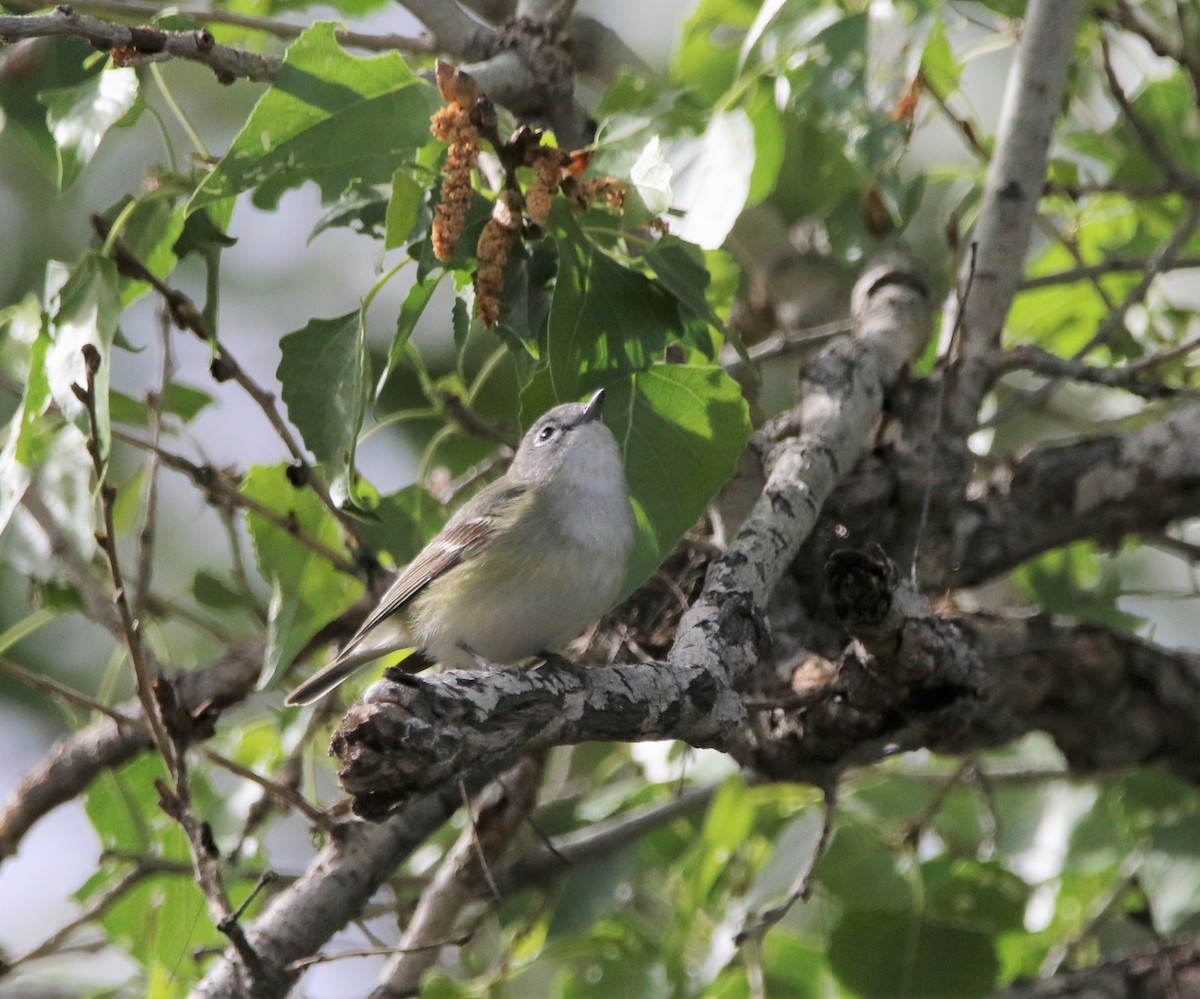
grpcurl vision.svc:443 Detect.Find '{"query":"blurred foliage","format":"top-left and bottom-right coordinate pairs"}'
top-left (2, 0), bottom-right (1200, 996)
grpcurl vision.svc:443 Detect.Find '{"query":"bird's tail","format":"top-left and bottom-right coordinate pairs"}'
top-left (284, 631), bottom-right (412, 706)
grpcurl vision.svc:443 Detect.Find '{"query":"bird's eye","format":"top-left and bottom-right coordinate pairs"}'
top-left (535, 424), bottom-right (558, 446)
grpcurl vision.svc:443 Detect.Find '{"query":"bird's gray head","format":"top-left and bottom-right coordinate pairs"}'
top-left (509, 389), bottom-right (622, 484)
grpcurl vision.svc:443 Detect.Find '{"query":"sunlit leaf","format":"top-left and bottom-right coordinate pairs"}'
top-left (38, 67), bottom-right (139, 191)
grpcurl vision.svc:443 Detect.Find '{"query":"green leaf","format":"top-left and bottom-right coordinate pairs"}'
top-left (109, 383), bottom-right (214, 427)
top-left (547, 237), bottom-right (679, 400)
top-left (101, 196), bottom-right (186, 306)
top-left (309, 182), bottom-right (389, 241)
top-left (38, 67), bottom-right (139, 191)
top-left (673, 0), bottom-right (761, 104)
top-left (922, 17), bottom-right (962, 96)
top-left (46, 252), bottom-right (122, 462)
top-left (1141, 812), bottom-right (1200, 933)
top-left (241, 463), bottom-right (362, 688)
top-left (829, 911), bottom-right (998, 998)
top-left (385, 168), bottom-right (424, 249)
top-left (191, 23), bottom-right (440, 209)
top-left (355, 483), bottom-right (447, 566)
top-left (816, 823), bottom-right (912, 912)
top-left (0, 300), bottom-right (54, 533)
top-left (604, 364), bottom-right (751, 592)
top-left (193, 570), bottom-right (245, 610)
top-left (277, 311), bottom-right (367, 507)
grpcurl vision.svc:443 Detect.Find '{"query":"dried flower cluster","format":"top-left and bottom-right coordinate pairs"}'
top-left (475, 190), bottom-right (522, 328)
top-left (430, 102), bottom-right (480, 261)
top-left (524, 148), bottom-right (565, 226)
top-left (429, 61), bottom-right (641, 328)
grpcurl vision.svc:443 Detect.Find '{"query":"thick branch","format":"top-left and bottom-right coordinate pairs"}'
top-left (190, 788), bottom-right (460, 998)
top-left (332, 254), bottom-right (934, 812)
top-left (950, 402), bottom-right (1200, 587)
top-left (989, 939), bottom-right (1200, 999)
top-left (941, 0), bottom-right (1082, 429)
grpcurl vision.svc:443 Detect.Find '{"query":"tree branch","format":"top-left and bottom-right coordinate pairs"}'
top-left (940, 0), bottom-right (1082, 430)
top-left (0, 643), bottom-right (260, 863)
top-left (950, 402), bottom-right (1200, 587)
top-left (0, 6), bottom-right (278, 84)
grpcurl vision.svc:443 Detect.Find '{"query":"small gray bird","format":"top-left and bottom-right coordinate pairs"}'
top-left (285, 389), bottom-right (635, 705)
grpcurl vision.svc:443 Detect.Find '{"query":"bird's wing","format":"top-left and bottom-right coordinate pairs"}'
top-left (284, 481), bottom-right (530, 706)
top-left (341, 480), bottom-right (531, 661)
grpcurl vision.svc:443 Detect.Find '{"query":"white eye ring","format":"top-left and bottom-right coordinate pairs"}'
top-left (535, 424), bottom-right (557, 446)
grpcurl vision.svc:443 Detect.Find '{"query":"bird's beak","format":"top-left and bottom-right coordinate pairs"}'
top-left (583, 388), bottom-right (605, 423)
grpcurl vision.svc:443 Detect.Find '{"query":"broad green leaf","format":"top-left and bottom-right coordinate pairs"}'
top-left (744, 79), bottom-right (784, 206)
top-left (385, 168), bottom-right (424, 249)
top-left (191, 23), bottom-right (440, 210)
top-left (83, 756), bottom-right (228, 979)
top-left (604, 364), bottom-right (752, 591)
top-left (0, 302), bottom-right (52, 532)
top-left (45, 252), bottom-right (121, 461)
top-left (1141, 812), bottom-right (1200, 933)
top-left (922, 858), bottom-right (1028, 935)
top-left (815, 822), bottom-right (912, 912)
top-left (241, 463), bottom-right (362, 688)
top-left (829, 911), bottom-right (998, 998)
top-left (277, 311), bottom-right (366, 507)
top-left (921, 17), bottom-right (962, 96)
top-left (547, 237), bottom-right (679, 400)
top-left (38, 67), bottom-right (139, 191)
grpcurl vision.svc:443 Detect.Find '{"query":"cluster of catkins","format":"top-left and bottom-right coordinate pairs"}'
top-left (428, 63), bottom-right (630, 328)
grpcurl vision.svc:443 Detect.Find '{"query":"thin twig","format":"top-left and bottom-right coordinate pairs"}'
top-left (133, 309), bottom-right (173, 619)
top-left (0, 655), bottom-right (145, 731)
top-left (112, 428), bottom-right (361, 577)
top-left (5, 865), bottom-right (151, 969)
top-left (1021, 256), bottom-right (1200, 290)
top-left (90, 215), bottom-right (365, 550)
top-left (735, 784), bottom-right (838, 946)
top-left (287, 937), bottom-right (473, 971)
top-left (0, 8), bottom-right (278, 83)
top-left (202, 748), bottom-right (338, 835)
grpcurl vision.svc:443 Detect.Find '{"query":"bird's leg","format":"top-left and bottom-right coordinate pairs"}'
top-left (456, 641), bottom-right (504, 673)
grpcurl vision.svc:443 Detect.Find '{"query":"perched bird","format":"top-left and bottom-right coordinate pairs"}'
top-left (285, 389), bottom-right (635, 705)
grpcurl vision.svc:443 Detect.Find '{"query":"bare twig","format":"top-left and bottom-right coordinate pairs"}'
top-left (202, 749), bottom-right (337, 836)
top-left (90, 215), bottom-right (364, 550)
top-left (0, 654), bottom-right (145, 732)
top-left (113, 427), bottom-right (361, 577)
top-left (3, 0), bottom-right (433, 53)
top-left (1020, 255), bottom-right (1200, 290)
top-left (0, 7), bottom-right (278, 84)
top-left (132, 310), bottom-right (172, 619)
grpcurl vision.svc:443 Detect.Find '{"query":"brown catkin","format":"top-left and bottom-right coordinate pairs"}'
top-left (431, 104), bottom-right (480, 261)
top-left (475, 191), bottom-right (522, 328)
top-left (524, 151), bottom-right (563, 227)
